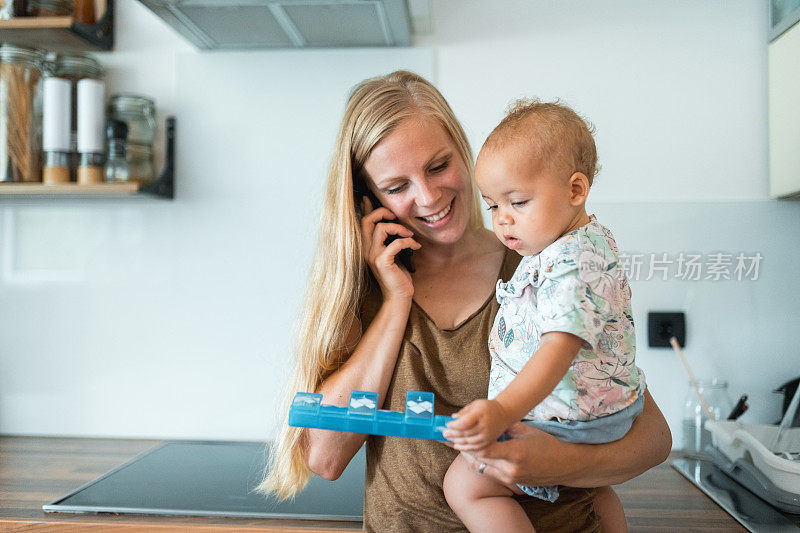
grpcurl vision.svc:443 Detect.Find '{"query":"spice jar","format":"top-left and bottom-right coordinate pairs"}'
top-left (77, 79), bottom-right (105, 184)
top-left (26, 0), bottom-right (73, 16)
top-left (682, 379), bottom-right (732, 459)
top-left (42, 76), bottom-right (71, 184)
top-left (0, 44), bottom-right (45, 183)
top-left (108, 94), bottom-right (157, 183)
top-left (105, 119), bottom-right (129, 183)
top-left (50, 52), bottom-right (104, 181)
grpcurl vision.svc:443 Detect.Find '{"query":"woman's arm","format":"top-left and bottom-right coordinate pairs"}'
top-left (305, 297), bottom-right (411, 480)
top-left (305, 201), bottom-right (420, 481)
top-left (456, 390), bottom-right (671, 487)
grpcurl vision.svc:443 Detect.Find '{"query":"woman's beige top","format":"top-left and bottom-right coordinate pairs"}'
top-left (359, 248), bottom-right (600, 532)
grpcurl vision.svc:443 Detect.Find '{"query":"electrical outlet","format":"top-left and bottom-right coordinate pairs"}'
top-left (647, 311), bottom-right (686, 348)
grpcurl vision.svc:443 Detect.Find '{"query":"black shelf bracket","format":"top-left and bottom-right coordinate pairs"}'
top-left (71, 0), bottom-right (115, 51)
top-left (139, 116), bottom-right (175, 199)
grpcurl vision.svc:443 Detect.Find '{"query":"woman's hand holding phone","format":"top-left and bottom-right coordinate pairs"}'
top-left (361, 196), bottom-right (420, 301)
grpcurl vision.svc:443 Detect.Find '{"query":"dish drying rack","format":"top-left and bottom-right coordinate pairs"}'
top-left (705, 383), bottom-right (800, 514)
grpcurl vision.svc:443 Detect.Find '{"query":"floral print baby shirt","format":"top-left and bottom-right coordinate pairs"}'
top-left (488, 215), bottom-right (645, 422)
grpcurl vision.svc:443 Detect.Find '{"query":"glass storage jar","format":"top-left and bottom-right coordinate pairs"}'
top-left (26, 0), bottom-right (73, 16)
top-left (0, 0), bottom-right (13, 18)
top-left (51, 51), bottom-right (104, 82)
top-left (108, 94), bottom-right (156, 184)
top-left (108, 94), bottom-right (156, 146)
top-left (683, 379), bottom-right (733, 459)
top-left (125, 144), bottom-right (155, 183)
top-left (49, 52), bottom-right (104, 181)
top-left (0, 44), bottom-right (45, 183)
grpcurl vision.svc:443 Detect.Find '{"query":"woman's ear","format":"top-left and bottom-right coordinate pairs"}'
top-left (568, 172), bottom-right (590, 206)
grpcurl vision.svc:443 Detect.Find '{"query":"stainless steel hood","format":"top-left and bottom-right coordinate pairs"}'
top-left (137, 0), bottom-right (416, 49)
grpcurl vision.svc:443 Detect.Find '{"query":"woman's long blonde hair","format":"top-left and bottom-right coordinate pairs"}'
top-left (256, 70), bottom-right (484, 499)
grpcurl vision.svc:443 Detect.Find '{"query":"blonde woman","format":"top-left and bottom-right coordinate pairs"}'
top-left (258, 71), bottom-right (671, 532)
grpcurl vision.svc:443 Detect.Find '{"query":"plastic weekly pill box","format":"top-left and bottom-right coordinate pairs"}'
top-left (288, 390), bottom-right (454, 441)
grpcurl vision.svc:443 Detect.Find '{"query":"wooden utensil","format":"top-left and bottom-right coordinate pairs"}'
top-left (670, 336), bottom-right (715, 419)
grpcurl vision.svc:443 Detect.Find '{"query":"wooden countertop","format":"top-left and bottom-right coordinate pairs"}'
top-left (0, 436), bottom-right (746, 532)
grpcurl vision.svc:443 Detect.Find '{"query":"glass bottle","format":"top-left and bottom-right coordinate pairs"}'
top-left (0, 44), bottom-right (45, 183)
top-left (682, 379), bottom-right (733, 459)
top-left (105, 119), bottom-right (129, 183)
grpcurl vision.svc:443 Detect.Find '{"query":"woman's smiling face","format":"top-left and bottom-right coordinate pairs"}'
top-left (361, 115), bottom-right (473, 246)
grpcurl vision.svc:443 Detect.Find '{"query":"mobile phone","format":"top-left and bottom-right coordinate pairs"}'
top-left (353, 179), bottom-right (415, 273)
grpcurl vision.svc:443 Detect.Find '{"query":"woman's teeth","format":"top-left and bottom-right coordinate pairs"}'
top-left (421, 201), bottom-right (452, 223)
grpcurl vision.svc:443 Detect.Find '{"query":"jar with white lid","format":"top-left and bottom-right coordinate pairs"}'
top-left (77, 79), bottom-right (106, 184)
top-left (49, 52), bottom-right (104, 181)
top-left (42, 76), bottom-right (72, 184)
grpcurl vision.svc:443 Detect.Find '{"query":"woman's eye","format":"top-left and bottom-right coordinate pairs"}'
top-left (386, 185), bottom-right (405, 195)
top-left (430, 161), bottom-right (449, 173)
top-left (512, 200), bottom-right (528, 207)
top-left (486, 205), bottom-right (497, 211)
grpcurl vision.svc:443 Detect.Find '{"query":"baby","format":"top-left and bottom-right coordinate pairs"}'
top-left (442, 99), bottom-right (646, 532)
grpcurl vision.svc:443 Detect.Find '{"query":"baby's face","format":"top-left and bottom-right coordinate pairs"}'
top-left (476, 144), bottom-right (579, 256)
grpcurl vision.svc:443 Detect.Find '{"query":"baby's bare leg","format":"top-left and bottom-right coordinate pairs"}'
top-left (594, 485), bottom-right (627, 533)
top-left (443, 453), bottom-right (536, 533)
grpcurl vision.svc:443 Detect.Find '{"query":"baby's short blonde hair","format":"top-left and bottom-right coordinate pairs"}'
top-left (483, 98), bottom-right (599, 185)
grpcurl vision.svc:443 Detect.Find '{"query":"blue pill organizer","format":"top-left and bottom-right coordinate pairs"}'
top-left (288, 390), bottom-right (454, 441)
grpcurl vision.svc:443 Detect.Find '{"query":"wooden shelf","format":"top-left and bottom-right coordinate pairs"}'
top-left (0, 117), bottom-right (175, 200)
top-left (0, 1), bottom-right (114, 51)
top-left (0, 182), bottom-right (140, 197)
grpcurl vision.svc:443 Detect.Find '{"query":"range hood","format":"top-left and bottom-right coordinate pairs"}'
top-left (137, 0), bottom-right (423, 49)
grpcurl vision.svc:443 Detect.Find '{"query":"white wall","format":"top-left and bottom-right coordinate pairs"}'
top-left (1, 1), bottom-right (797, 451)
top-left (422, 0), bottom-right (770, 202)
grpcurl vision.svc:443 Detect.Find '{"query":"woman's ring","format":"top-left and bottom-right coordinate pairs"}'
top-left (478, 463), bottom-right (487, 474)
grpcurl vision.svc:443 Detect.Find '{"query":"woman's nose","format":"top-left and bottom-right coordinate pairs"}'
top-left (415, 180), bottom-right (442, 208)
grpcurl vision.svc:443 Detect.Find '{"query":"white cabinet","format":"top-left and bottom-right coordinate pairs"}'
top-left (769, 20), bottom-right (800, 199)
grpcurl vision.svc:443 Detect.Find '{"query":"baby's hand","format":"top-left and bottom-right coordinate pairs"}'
top-left (442, 399), bottom-right (510, 451)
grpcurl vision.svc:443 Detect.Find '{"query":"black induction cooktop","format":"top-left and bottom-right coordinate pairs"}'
top-left (43, 440), bottom-right (365, 521)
